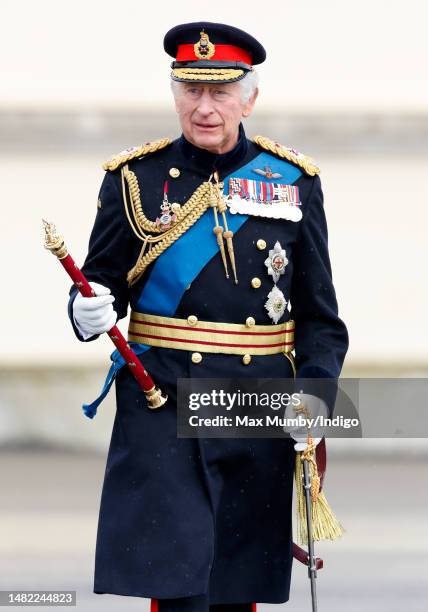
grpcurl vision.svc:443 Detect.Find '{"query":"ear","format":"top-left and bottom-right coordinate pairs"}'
top-left (242, 87), bottom-right (259, 118)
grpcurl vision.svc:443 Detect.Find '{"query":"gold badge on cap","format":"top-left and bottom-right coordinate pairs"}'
top-left (194, 30), bottom-right (215, 60)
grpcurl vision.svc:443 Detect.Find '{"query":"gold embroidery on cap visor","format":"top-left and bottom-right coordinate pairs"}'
top-left (172, 67), bottom-right (245, 82)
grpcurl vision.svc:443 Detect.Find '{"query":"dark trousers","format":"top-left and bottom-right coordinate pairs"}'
top-left (154, 595), bottom-right (254, 612)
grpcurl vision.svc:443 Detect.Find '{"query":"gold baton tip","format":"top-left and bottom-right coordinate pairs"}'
top-left (42, 219), bottom-right (68, 258)
top-left (145, 386), bottom-right (168, 410)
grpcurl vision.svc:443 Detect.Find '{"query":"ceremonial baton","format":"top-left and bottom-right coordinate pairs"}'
top-left (42, 219), bottom-right (167, 410)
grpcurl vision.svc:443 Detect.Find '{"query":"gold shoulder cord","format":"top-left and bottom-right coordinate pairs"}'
top-left (121, 165), bottom-right (213, 287)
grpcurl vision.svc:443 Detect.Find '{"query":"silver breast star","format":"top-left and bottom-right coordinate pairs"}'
top-left (264, 241), bottom-right (288, 284)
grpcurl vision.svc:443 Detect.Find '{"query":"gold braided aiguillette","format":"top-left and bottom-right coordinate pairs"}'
top-left (121, 165), bottom-right (212, 286)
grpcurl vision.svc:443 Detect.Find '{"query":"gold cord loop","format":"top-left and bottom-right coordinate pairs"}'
top-left (121, 165), bottom-right (213, 286)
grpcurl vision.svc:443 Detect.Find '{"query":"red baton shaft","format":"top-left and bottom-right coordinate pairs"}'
top-left (43, 219), bottom-right (167, 410)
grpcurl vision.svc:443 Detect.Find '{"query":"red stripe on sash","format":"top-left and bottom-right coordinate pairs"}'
top-left (130, 319), bottom-right (294, 336)
top-left (129, 331), bottom-right (295, 349)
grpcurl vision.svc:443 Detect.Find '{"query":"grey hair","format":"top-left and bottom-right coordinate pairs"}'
top-left (170, 69), bottom-right (259, 104)
top-left (239, 69), bottom-right (259, 103)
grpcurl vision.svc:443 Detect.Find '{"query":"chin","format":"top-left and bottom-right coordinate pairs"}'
top-left (191, 134), bottom-right (223, 152)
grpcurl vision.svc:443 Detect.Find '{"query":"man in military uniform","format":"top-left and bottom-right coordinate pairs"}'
top-left (68, 22), bottom-right (348, 612)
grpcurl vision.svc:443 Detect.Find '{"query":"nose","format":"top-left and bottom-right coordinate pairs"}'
top-left (195, 90), bottom-right (215, 117)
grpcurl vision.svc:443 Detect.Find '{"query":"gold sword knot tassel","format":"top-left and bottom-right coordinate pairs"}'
top-left (209, 176), bottom-right (229, 279)
top-left (213, 171), bottom-right (238, 284)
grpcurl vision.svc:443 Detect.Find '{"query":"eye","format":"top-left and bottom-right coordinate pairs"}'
top-left (212, 89), bottom-right (228, 99)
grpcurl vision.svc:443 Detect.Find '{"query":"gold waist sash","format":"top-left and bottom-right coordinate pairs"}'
top-left (128, 311), bottom-right (295, 356)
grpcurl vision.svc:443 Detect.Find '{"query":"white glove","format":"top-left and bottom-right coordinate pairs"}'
top-left (72, 282), bottom-right (117, 340)
top-left (283, 393), bottom-right (328, 451)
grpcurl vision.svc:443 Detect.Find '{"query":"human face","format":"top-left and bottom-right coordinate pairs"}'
top-left (174, 81), bottom-right (258, 155)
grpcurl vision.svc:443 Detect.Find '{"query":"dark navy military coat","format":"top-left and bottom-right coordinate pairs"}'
top-left (68, 123), bottom-right (348, 604)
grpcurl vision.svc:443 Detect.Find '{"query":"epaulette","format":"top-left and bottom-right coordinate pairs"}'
top-left (102, 138), bottom-right (172, 171)
top-left (252, 135), bottom-right (320, 176)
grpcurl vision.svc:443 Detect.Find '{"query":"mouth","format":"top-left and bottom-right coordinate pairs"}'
top-left (193, 122), bottom-right (221, 131)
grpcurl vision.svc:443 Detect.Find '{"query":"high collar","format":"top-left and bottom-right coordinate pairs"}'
top-left (177, 122), bottom-right (248, 177)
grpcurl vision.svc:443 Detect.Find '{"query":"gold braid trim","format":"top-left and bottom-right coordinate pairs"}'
top-left (172, 68), bottom-right (244, 81)
top-left (252, 135), bottom-right (320, 176)
top-left (124, 180), bottom-right (212, 287)
top-left (103, 138), bottom-right (172, 171)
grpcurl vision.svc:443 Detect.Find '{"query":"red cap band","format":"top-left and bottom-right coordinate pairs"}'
top-left (176, 44), bottom-right (252, 65)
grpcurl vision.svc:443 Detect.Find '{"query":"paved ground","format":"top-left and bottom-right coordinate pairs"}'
top-left (0, 449), bottom-right (426, 611)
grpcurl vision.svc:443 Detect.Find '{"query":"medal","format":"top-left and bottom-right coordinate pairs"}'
top-left (264, 241), bottom-right (288, 323)
top-left (225, 178), bottom-right (302, 221)
top-left (264, 241), bottom-right (288, 283)
top-left (265, 285), bottom-right (287, 324)
top-left (156, 181), bottom-right (177, 231)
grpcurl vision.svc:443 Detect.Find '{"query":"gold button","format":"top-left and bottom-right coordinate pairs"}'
top-left (187, 315), bottom-right (198, 326)
top-left (256, 239), bottom-right (266, 250)
top-left (251, 277), bottom-right (261, 289)
top-left (169, 167), bottom-right (180, 178)
top-left (242, 354), bottom-right (252, 365)
top-left (246, 316), bottom-right (255, 327)
top-left (191, 352), bottom-right (202, 364)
